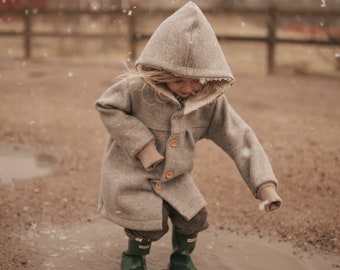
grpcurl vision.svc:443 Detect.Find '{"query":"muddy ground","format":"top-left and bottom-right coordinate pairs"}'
top-left (0, 59), bottom-right (339, 269)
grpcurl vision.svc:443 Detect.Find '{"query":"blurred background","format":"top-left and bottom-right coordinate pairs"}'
top-left (1, 1), bottom-right (340, 269)
top-left (0, 0), bottom-right (339, 76)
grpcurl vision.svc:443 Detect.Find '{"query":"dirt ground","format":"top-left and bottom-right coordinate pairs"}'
top-left (0, 59), bottom-right (339, 269)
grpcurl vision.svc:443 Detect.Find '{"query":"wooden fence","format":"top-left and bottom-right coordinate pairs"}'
top-left (0, 6), bottom-right (339, 74)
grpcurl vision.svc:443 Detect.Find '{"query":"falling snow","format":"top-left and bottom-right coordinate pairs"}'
top-left (241, 147), bottom-right (251, 158)
top-left (0, 4), bottom-right (339, 267)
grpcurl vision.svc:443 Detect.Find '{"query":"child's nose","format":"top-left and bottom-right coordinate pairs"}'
top-left (183, 82), bottom-right (194, 92)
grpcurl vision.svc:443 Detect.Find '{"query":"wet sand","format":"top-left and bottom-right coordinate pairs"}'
top-left (31, 217), bottom-right (338, 270)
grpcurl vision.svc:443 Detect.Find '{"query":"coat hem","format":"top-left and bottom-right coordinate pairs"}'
top-left (99, 207), bottom-right (163, 231)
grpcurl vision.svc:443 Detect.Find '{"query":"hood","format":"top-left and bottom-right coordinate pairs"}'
top-left (135, 1), bottom-right (234, 81)
top-left (135, 1), bottom-right (235, 114)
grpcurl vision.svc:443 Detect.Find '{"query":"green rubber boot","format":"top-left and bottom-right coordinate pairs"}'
top-left (121, 238), bottom-right (151, 270)
top-left (169, 230), bottom-right (198, 270)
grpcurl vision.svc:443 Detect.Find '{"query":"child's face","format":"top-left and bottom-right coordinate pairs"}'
top-left (166, 78), bottom-right (203, 98)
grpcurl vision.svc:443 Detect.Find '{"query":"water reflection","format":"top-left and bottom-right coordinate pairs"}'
top-left (0, 143), bottom-right (57, 184)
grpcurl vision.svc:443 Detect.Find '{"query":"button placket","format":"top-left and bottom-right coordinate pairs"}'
top-left (165, 112), bottom-right (183, 182)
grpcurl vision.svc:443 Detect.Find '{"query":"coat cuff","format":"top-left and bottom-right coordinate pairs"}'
top-left (257, 182), bottom-right (282, 212)
top-left (137, 140), bottom-right (164, 171)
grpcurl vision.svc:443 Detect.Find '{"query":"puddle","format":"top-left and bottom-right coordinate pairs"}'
top-left (0, 143), bottom-right (58, 185)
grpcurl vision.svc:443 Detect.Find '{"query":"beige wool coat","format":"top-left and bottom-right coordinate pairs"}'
top-left (95, 1), bottom-right (278, 231)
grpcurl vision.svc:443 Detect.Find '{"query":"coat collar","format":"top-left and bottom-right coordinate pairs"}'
top-left (144, 78), bottom-right (232, 114)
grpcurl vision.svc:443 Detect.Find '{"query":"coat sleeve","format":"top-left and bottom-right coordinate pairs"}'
top-left (205, 95), bottom-right (278, 197)
top-left (95, 77), bottom-right (155, 158)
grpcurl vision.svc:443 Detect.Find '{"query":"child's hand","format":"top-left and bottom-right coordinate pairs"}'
top-left (257, 182), bottom-right (282, 212)
top-left (137, 140), bottom-right (164, 171)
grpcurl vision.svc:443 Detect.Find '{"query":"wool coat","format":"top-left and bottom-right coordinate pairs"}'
top-left (95, 1), bottom-right (278, 231)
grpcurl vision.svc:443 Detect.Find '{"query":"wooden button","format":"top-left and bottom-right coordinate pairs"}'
top-left (173, 115), bottom-right (182, 120)
top-left (154, 182), bottom-right (162, 190)
top-left (170, 139), bottom-right (178, 147)
top-left (166, 171), bottom-right (174, 179)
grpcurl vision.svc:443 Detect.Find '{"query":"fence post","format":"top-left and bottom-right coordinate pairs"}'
top-left (23, 7), bottom-right (32, 59)
top-left (267, 4), bottom-right (277, 74)
top-left (128, 12), bottom-right (136, 61)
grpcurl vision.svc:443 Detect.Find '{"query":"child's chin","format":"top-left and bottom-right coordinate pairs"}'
top-left (178, 93), bottom-right (191, 98)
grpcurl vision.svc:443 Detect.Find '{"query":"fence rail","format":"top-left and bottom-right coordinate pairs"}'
top-left (0, 7), bottom-right (339, 74)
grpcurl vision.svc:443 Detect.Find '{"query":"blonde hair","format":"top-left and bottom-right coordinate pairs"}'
top-left (134, 65), bottom-right (230, 97)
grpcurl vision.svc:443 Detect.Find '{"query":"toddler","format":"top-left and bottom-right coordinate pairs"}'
top-left (95, 2), bottom-right (282, 270)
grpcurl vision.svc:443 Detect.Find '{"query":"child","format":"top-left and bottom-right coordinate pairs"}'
top-left (95, 1), bottom-right (282, 270)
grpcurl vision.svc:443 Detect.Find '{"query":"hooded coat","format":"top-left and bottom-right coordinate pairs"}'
top-left (95, 1), bottom-right (278, 231)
